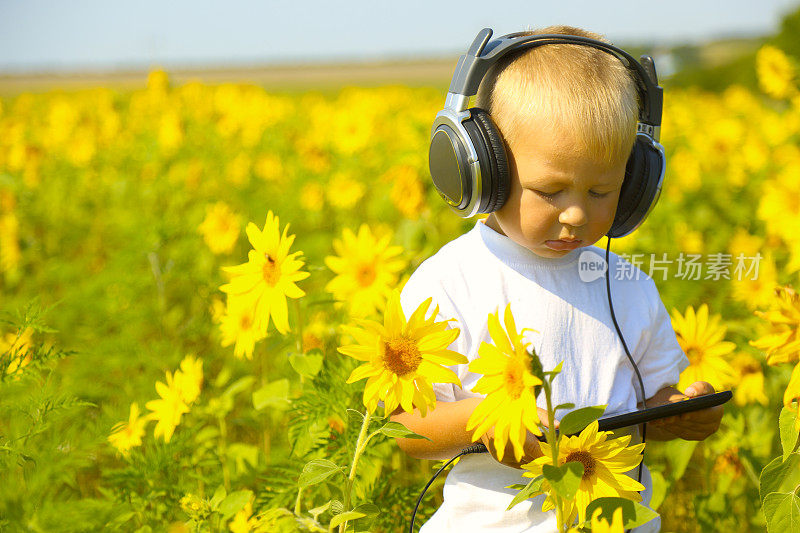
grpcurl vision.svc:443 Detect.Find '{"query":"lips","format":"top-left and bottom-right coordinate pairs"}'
top-left (545, 239), bottom-right (583, 251)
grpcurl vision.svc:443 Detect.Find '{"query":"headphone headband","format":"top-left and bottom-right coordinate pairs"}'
top-left (447, 28), bottom-right (663, 138)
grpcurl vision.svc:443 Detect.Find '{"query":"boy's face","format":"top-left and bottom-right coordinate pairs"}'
top-left (485, 120), bottom-right (627, 259)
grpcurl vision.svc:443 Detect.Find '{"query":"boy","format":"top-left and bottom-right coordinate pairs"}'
top-left (390, 25), bottom-right (723, 532)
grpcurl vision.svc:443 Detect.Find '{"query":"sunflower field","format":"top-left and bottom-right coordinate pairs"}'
top-left (2, 15), bottom-right (800, 533)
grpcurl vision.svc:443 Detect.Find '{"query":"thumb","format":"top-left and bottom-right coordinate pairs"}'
top-left (685, 381), bottom-right (714, 397)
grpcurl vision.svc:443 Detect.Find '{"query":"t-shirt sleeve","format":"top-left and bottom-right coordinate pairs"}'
top-left (399, 262), bottom-right (463, 403)
top-left (636, 276), bottom-right (691, 400)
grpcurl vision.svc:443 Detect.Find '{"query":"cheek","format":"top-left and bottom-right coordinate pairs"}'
top-left (588, 198), bottom-right (621, 230)
top-left (596, 197), bottom-right (621, 221)
top-left (518, 191), bottom-right (559, 228)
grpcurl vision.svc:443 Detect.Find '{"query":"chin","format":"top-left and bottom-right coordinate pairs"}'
top-left (534, 247), bottom-right (574, 258)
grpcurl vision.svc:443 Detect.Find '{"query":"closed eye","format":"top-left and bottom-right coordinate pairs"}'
top-left (590, 191), bottom-right (611, 198)
top-left (534, 190), bottom-right (559, 199)
top-left (534, 190), bottom-right (611, 199)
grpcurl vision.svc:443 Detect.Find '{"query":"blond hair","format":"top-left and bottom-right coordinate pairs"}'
top-left (476, 25), bottom-right (639, 168)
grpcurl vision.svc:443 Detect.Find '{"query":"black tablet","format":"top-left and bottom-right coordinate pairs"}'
top-left (537, 390), bottom-right (732, 442)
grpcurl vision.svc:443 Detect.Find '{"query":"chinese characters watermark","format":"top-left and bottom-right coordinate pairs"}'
top-left (578, 250), bottom-right (762, 282)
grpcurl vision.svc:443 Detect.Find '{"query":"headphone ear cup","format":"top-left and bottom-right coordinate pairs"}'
top-left (462, 108), bottom-right (511, 213)
top-left (609, 138), bottom-right (663, 238)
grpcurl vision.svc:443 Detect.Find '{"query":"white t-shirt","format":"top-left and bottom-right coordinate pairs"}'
top-left (400, 219), bottom-right (690, 533)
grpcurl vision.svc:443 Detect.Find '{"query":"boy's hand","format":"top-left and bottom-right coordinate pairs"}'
top-left (648, 381), bottom-right (723, 441)
top-left (479, 408), bottom-right (558, 469)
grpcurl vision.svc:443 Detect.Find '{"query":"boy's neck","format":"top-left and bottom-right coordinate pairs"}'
top-left (483, 214), bottom-right (506, 236)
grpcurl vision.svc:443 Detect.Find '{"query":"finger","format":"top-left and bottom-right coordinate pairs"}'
top-left (537, 408), bottom-right (560, 429)
top-left (685, 381), bottom-right (715, 397)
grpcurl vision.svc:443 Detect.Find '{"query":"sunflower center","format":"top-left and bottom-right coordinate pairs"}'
top-left (685, 346), bottom-right (703, 364)
top-left (565, 450), bottom-right (596, 480)
top-left (262, 254), bottom-right (280, 286)
top-left (355, 264), bottom-right (376, 287)
top-left (741, 361), bottom-right (760, 374)
top-left (382, 336), bottom-right (422, 377)
top-left (503, 358), bottom-right (526, 400)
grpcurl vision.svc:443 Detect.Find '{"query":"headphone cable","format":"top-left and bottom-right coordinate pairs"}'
top-left (605, 237), bottom-right (648, 533)
top-left (408, 442), bottom-right (488, 533)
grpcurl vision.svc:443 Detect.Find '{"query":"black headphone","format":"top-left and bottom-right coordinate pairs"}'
top-left (428, 28), bottom-right (666, 238)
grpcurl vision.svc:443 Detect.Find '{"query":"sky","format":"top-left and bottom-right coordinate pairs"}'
top-left (1, 0), bottom-right (799, 73)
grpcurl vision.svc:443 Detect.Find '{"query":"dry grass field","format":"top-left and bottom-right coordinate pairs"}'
top-left (0, 57), bottom-right (457, 96)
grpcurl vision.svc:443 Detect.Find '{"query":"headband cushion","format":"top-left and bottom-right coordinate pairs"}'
top-left (467, 108), bottom-right (510, 213)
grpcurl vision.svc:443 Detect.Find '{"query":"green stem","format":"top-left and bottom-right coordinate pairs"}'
top-left (543, 380), bottom-right (565, 531)
top-left (294, 486), bottom-right (303, 515)
top-left (218, 416), bottom-right (230, 491)
top-left (339, 409), bottom-right (372, 533)
top-left (293, 298), bottom-right (305, 353)
top-left (259, 342), bottom-right (271, 457)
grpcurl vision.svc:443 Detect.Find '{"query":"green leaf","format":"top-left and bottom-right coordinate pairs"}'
top-left (543, 361), bottom-right (564, 382)
top-left (210, 485), bottom-right (226, 508)
top-left (329, 510), bottom-right (366, 528)
top-left (559, 405), bottom-right (607, 435)
top-left (252, 379), bottom-right (290, 411)
top-left (662, 439), bottom-right (698, 481)
top-left (507, 475), bottom-right (545, 510)
top-left (542, 462), bottom-right (583, 500)
top-left (373, 421), bottom-right (430, 440)
top-left (554, 402), bottom-right (575, 412)
top-left (649, 470), bottom-right (668, 511)
top-left (223, 375), bottom-right (256, 399)
top-left (352, 502), bottom-right (380, 518)
top-left (289, 351), bottom-right (324, 378)
top-left (780, 406), bottom-right (800, 460)
top-left (583, 497), bottom-right (659, 530)
top-left (213, 366), bottom-right (232, 388)
top-left (226, 443), bottom-right (259, 474)
top-left (529, 353), bottom-right (545, 382)
top-left (218, 490), bottom-right (253, 520)
top-left (308, 501), bottom-right (331, 521)
top-left (330, 499), bottom-right (344, 515)
top-left (763, 491), bottom-right (800, 533)
top-left (298, 459), bottom-right (345, 489)
top-left (760, 453), bottom-right (800, 504)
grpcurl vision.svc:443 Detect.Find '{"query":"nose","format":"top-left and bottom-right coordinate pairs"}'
top-left (558, 203), bottom-right (588, 228)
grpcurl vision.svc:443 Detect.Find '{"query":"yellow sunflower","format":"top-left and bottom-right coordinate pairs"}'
top-left (108, 402), bottom-right (148, 456)
top-left (337, 289), bottom-right (466, 416)
top-left (220, 297), bottom-right (266, 360)
top-left (220, 211), bottom-right (309, 335)
top-left (670, 304), bottom-right (736, 392)
top-left (198, 201), bottom-right (240, 255)
top-left (465, 304), bottom-right (543, 462)
top-left (324, 224), bottom-right (407, 318)
top-left (522, 421), bottom-right (645, 525)
top-left (728, 230), bottom-right (778, 311)
top-left (1, 326), bottom-right (33, 377)
top-left (174, 354), bottom-right (203, 405)
top-left (750, 285), bottom-right (800, 366)
top-left (756, 45), bottom-right (797, 100)
top-left (730, 353), bottom-right (768, 407)
top-left (145, 371), bottom-right (190, 443)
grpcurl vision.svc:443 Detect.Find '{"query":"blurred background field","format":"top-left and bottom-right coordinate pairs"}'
top-left (2, 2), bottom-right (800, 532)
